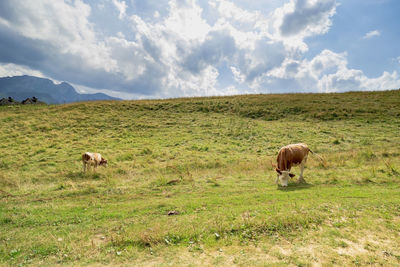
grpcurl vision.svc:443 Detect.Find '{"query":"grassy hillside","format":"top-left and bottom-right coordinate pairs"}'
top-left (1, 90), bottom-right (400, 266)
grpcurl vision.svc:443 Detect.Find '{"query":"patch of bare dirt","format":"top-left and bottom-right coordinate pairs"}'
top-left (336, 239), bottom-right (368, 256)
top-left (92, 234), bottom-right (107, 247)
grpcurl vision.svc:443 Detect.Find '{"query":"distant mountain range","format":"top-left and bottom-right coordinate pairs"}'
top-left (0, 75), bottom-right (121, 104)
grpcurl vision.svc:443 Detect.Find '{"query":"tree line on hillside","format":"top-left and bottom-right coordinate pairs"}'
top-left (0, 96), bottom-right (46, 105)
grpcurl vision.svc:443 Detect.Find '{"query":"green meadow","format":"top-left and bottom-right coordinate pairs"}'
top-left (1, 90), bottom-right (400, 266)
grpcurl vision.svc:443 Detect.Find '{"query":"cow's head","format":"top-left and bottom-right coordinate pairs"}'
top-left (276, 168), bottom-right (295, 187)
top-left (100, 157), bottom-right (108, 166)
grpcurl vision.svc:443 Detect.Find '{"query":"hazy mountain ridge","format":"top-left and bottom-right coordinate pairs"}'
top-left (0, 75), bottom-right (120, 104)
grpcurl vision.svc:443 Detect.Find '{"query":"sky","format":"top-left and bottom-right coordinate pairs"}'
top-left (0, 0), bottom-right (399, 99)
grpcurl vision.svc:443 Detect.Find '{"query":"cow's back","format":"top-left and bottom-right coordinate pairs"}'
top-left (91, 153), bottom-right (102, 162)
top-left (277, 143), bottom-right (309, 170)
top-left (82, 152), bottom-right (102, 162)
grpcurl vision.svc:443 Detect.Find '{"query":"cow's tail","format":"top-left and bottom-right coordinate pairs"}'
top-left (309, 148), bottom-right (326, 167)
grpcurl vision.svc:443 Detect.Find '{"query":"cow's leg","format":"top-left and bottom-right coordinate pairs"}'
top-left (298, 158), bottom-right (307, 183)
top-left (83, 162), bottom-right (86, 172)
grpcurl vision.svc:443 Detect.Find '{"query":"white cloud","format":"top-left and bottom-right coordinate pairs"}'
top-left (278, 0), bottom-right (337, 37)
top-left (0, 63), bottom-right (44, 78)
top-left (0, 0), bottom-right (117, 72)
top-left (231, 66), bottom-right (245, 83)
top-left (73, 83), bottom-right (140, 99)
top-left (112, 0), bottom-right (127, 19)
top-left (363, 30), bottom-right (380, 39)
top-left (308, 50), bottom-right (400, 92)
top-left (361, 71), bottom-right (400, 91)
top-left (164, 0), bottom-right (211, 42)
top-left (259, 49), bottom-right (400, 93)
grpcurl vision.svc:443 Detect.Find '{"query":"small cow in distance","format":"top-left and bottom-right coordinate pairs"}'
top-left (275, 143), bottom-right (313, 187)
top-left (82, 152), bottom-right (107, 172)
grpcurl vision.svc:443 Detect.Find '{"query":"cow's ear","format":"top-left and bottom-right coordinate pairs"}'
top-left (289, 173), bottom-right (295, 178)
top-left (275, 168), bottom-right (282, 175)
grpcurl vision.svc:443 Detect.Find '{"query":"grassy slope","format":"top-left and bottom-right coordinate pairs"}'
top-left (1, 90), bottom-right (400, 266)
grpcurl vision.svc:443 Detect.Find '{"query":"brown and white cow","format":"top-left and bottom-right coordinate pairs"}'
top-left (82, 152), bottom-right (107, 172)
top-left (275, 143), bottom-right (312, 186)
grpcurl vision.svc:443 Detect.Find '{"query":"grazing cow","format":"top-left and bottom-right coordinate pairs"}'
top-left (82, 152), bottom-right (107, 172)
top-left (275, 143), bottom-right (312, 187)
